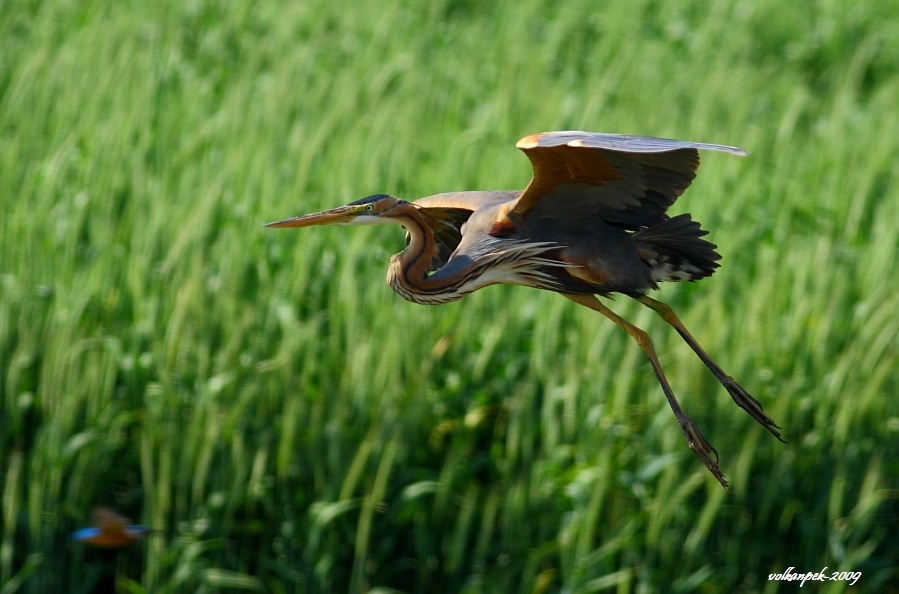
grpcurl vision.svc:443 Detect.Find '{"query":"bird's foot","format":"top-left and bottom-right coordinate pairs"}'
top-left (721, 377), bottom-right (785, 442)
top-left (680, 419), bottom-right (730, 490)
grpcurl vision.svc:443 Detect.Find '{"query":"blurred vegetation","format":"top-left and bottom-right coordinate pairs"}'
top-left (1, 0), bottom-right (897, 592)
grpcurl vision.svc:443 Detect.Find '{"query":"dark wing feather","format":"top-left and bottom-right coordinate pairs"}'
top-left (413, 207), bottom-right (469, 271)
top-left (511, 131), bottom-right (746, 229)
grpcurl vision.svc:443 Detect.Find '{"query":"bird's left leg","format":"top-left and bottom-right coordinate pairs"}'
top-left (562, 293), bottom-right (729, 489)
top-left (634, 294), bottom-right (783, 441)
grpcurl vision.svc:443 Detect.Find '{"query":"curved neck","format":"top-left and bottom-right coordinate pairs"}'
top-left (386, 206), bottom-right (465, 304)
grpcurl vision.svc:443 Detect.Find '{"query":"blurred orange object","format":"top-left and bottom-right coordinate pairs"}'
top-left (71, 507), bottom-right (150, 548)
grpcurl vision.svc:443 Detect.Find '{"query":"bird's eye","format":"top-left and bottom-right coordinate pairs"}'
top-left (365, 204), bottom-right (374, 212)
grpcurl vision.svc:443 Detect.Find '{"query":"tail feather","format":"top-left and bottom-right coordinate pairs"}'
top-left (631, 214), bottom-right (720, 283)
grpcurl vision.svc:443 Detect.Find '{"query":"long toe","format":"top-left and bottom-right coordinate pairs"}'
top-left (680, 419), bottom-right (730, 490)
top-left (723, 378), bottom-right (785, 442)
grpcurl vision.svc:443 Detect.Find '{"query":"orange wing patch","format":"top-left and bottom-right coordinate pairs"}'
top-left (486, 200), bottom-right (520, 238)
top-left (512, 134), bottom-right (621, 217)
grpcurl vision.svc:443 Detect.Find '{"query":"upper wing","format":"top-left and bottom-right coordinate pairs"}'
top-left (510, 131), bottom-right (747, 228)
top-left (412, 190), bottom-right (520, 211)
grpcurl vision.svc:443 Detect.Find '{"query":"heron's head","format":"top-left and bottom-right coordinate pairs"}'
top-left (266, 194), bottom-right (409, 228)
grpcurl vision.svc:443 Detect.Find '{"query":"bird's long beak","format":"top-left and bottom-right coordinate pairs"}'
top-left (265, 204), bottom-right (364, 228)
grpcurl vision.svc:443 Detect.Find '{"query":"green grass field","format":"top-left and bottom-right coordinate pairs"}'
top-left (2, 0), bottom-right (897, 592)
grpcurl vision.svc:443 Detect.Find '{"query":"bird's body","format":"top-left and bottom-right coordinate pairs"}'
top-left (269, 131), bottom-right (782, 489)
top-left (71, 507), bottom-right (150, 548)
top-left (389, 189), bottom-right (718, 302)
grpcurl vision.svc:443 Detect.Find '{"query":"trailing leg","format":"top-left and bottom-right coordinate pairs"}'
top-left (634, 294), bottom-right (783, 442)
top-left (563, 293), bottom-right (730, 489)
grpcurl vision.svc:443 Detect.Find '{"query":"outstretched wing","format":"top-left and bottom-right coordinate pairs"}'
top-left (510, 131), bottom-right (747, 229)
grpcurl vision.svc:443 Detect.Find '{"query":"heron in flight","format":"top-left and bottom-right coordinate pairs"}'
top-left (268, 131), bottom-right (782, 489)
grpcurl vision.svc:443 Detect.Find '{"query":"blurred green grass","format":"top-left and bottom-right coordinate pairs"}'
top-left (1, 0), bottom-right (897, 592)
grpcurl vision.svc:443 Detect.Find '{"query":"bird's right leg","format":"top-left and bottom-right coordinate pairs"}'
top-left (562, 293), bottom-right (729, 490)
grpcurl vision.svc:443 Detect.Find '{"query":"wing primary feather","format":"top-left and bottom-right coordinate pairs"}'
top-left (511, 131), bottom-right (745, 224)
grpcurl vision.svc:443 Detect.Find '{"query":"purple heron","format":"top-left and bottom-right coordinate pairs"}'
top-left (268, 131), bottom-right (782, 489)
